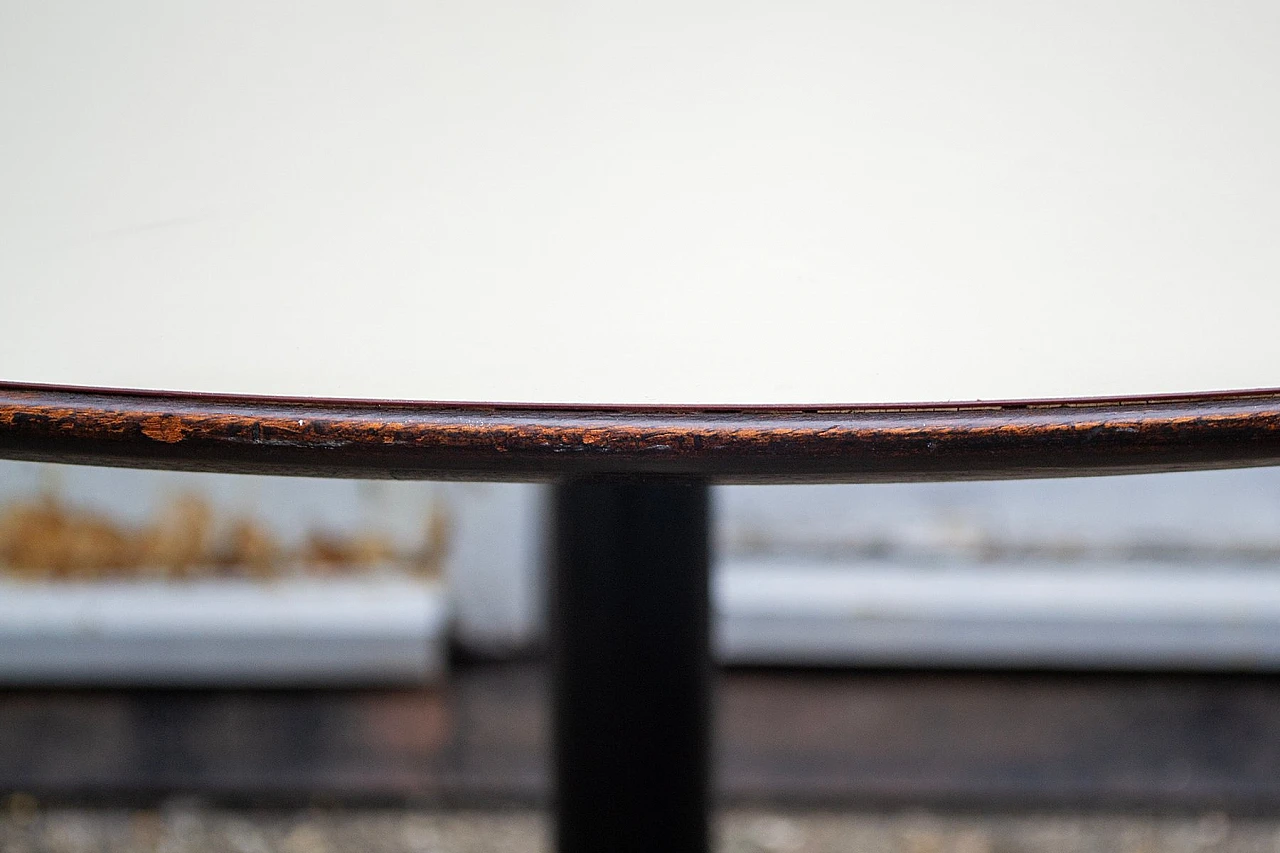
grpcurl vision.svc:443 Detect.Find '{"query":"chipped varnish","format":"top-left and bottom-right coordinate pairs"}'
top-left (2, 382), bottom-right (1280, 482)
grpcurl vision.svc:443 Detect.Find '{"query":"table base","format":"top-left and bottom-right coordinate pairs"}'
top-left (552, 477), bottom-right (711, 853)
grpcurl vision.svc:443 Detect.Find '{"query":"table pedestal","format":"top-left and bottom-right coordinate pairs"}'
top-left (552, 477), bottom-right (712, 853)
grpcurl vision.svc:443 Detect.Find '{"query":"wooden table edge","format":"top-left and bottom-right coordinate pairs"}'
top-left (3, 381), bottom-right (1280, 482)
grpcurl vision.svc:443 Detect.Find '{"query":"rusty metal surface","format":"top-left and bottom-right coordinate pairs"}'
top-left (3, 664), bottom-right (1280, 811)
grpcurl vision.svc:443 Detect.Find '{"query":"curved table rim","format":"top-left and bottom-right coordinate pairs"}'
top-left (3, 381), bottom-right (1280, 483)
top-left (6, 378), bottom-right (1280, 852)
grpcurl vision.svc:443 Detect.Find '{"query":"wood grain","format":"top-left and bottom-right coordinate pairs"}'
top-left (2, 382), bottom-right (1280, 483)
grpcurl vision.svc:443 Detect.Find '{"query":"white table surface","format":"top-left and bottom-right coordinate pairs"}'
top-left (3, 1), bottom-right (1278, 406)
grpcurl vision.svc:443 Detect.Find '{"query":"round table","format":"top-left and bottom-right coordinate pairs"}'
top-left (4, 3), bottom-right (1280, 850)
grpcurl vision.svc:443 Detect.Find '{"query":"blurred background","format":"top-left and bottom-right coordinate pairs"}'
top-left (6, 464), bottom-right (1280, 851)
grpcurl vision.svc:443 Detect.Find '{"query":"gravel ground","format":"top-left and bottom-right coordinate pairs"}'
top-left (3, 799), bottom-right (1279, 853)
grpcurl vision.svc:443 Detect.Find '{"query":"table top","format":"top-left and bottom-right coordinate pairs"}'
top-left (3, 3), bottom-right (1279, 481)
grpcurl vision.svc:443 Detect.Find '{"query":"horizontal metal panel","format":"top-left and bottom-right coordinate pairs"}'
top-left (718, 560), bottom-right (1280, 669)
top-left (0, 578), bottom-right (447, 686)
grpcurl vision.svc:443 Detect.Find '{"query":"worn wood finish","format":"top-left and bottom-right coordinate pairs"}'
top-left (2, 382), bottom-right (1280, 483)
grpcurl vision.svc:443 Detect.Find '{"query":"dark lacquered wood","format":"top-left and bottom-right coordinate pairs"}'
top-left (3, 382), bottom-right (1280, 482)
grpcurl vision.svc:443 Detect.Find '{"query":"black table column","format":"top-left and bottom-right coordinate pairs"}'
top-left (551, 476), bottom-right (712, 853)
